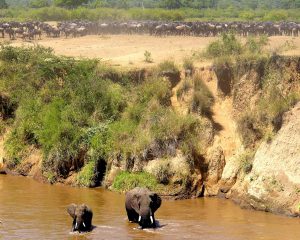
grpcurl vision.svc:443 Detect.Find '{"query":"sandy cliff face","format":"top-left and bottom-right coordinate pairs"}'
top-left (230, 102), bottom-right (300, 216)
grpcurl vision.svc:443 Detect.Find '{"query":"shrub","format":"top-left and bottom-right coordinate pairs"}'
top-left (150, 159), bottom-right (171, 184)
top-left (144, 50), bottom-right (153, 63)
top-left (111, 171), bottom-right (158, 192)
top-left (176, 78), bottom-right (193, 99)
top-left (183, 57), bottom-right (194, 72)
top-left (238, 150), bottom-right (255, 174)
top-left (204, 32), bottom-right (242, 59)
top-left (263, 10), bottom-right (288, 21)
top-left (145, 156), bottom-right (191, 186)
top-left (77, 161), bottom-right (96, 187)
top-left (237, 113), bottom-right (262, 148)
top-left (191, 74), bottom-right (214, 116)
top-left (158, 59), bottom-right (179, 74)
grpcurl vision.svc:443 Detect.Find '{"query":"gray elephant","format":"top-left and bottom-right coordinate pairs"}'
top-left (67, 204), bottom-right (93, 232)
top-left (125, 187), bottom-right (162, 228)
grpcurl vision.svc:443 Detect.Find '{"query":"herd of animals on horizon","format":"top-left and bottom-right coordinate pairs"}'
top-left (0, 20), bottom-right (299, 41)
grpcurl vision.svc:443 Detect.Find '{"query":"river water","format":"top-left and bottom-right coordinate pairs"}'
top-left (0, 174), bottom-right (299, 240)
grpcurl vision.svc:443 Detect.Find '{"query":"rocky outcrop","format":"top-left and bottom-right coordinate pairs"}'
top-left (229, 102), bottom-right (300, 216)
top-left (204, 145), bottom-right (226, 196)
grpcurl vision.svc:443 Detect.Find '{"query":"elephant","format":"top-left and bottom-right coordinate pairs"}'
top-left (67, 204), bottom-right (93, 232)
top-left (125, 187), bottom-right (162, 229)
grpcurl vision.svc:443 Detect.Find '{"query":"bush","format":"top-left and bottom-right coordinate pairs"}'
top-left (183, 57), bottom-right (194, 72)
top-left (77, 161), bottom-right (96, 187)
top-left (145, 156), bottom-right (191, 186)
top-left (158, 59), bottom-right (179, 74)
top-left (176, 78), bottom-right (193, 99)
top-left (237, 113), bottom-right (262, 148)
top-left (238, 150), bottom-right (255, 174)
top-left (204, 32), bottom-right (242, 59)
top-left (144, 50), bottom-right (153, 63)
top-left (203, 33), bottom-right (269, 65)
top-left (111, 171), bottom-right (158, 192)
top-left (191, 74), bottom-right (214, 116)
top-left (263, 10), bottom-right (288, 21)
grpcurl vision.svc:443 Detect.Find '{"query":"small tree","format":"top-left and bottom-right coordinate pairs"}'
top-left (144, 51), bottom-right (153, 63)
top-left (54, 0), bottom-right (89, 8)
top-left (161, 0), bottom-right (182, 9)
top-left (29, 0), bottom-right (50, 8)
top-left (0, 0), bottom-right (8, 9)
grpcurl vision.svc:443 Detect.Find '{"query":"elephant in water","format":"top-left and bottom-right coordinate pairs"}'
top-left (125, 187), bottom-right (162, 229)
top-left (67, 204), bottom-right (93, 232)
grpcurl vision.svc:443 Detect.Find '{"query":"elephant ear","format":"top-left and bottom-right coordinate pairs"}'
top-left (131, 193), bottom-right (141, 213)
top-left (67, 204), bottom-right (77, 219)
top-left (150, 193), bottom-right (161, 212)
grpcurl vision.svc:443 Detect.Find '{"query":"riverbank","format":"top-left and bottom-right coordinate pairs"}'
top-left (0, 34), bottom-right (300, 216)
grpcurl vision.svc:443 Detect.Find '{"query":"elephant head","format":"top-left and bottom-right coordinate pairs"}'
top-left (125, 187), bottom-right (162, 228)
top-left (67, 204), bottom-right (93, 232)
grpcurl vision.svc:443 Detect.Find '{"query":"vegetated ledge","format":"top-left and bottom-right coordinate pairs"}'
top-left (213, 55), bottom-right (300, 217)
top-left (0, 45), bottom-right (214, 200)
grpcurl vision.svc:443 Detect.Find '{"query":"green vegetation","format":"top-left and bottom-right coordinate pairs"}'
top-left (77, 161), bottom-right (96, 187)
top-left (54, 0), bottom-right (88, 8)
top-left (238, 150), bottom-right (255, 174)
top-left (0, 0), bottom-right (8, 9)
top-left (144, 50), bottom-right (153, 63)
top-left (191, 74), bottom-right (214, 116)
top-left (0, 45), bottom-right (210, 188)
top-left (0, 6), bottom-right (299, 21)
top-left (111, 171), bottom-right (158, 192)
top-left (145, 157), bottom-right (191, 186)
top-left (158, 59), bottom-right (179, 74)
top-left (6, 0), bottom-right (300, 10)
top-left (176, 78), bottom-right (192, 99)
top-left (29, 0), bottom-right (49, 8)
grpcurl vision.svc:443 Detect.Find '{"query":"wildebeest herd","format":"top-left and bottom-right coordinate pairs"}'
top-left (0, 20), bottom-right (299, 40)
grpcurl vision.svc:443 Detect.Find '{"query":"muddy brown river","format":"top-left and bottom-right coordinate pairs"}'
top-left (0, 175), bottom-right (299, 240)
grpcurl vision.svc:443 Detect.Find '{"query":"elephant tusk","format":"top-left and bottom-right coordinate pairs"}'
top-left (138, 216), bottom-right (141, 222)
top-left (83, 222), bottom-right (86, 228)
top-left (75, 222), bottom-right (78, 229)
top-left (150, 216), bottom-right (154, 224)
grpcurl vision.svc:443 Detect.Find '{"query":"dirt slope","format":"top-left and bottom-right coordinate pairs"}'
top-left (231, 102), bottom-right (300, 216)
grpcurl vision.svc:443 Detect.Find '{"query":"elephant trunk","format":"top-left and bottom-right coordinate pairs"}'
top-left (138, 209), bottom-right (155, 228)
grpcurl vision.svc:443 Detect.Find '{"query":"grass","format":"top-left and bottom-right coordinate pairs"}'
top-left (183, 58), bottom-right (194, 73)
top-left (176, 78), bottom-right (193, 99)
top-left (111, 171), bottom-right (158, 192)
top-left (191, 74), bottom-right (214, 116)
top-left (158, 60), bottom-right (180, 74)
top-left (77, 161), bottom-right (96, 187)
top-left (0, 45), bottom-right (211, 188)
